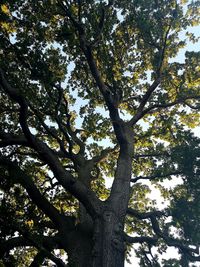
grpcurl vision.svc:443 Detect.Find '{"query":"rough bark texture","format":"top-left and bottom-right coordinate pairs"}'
top-left (65, 230), bottom-right (93, 267)
top-left (92, 212), bottom-right (125, 267)
top-left (61, 213), bottom-right (126, 267)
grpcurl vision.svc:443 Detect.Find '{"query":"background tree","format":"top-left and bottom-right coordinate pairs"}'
top-left (0, 0), bottom-right (200, 266)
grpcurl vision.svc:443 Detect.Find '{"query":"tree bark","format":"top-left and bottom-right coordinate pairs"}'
top-left (66, 231), bottom-right (93, 267)
top-left (92, 211), bottom-right (125, 267)
top-left (59, 210), bottom-right (126, 267)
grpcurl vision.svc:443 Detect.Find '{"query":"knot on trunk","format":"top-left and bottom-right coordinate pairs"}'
top-left (112, 238), bottom-right (126, 252)
top-left (103, 210), bottom-right (113, 222)
top-left (114, 222), bottom-right (123, 233)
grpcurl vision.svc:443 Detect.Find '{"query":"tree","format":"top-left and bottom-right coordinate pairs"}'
top-left (0, 0), bottom-right (200, 266)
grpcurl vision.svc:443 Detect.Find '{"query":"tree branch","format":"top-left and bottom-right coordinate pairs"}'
top-left (0, 237), bottom-right (31, 256)
top-left (29, 250), bottom-right (47, 267)
top-left (129, 20), bottom-right (174, 127)
top-left (0, 219), bottom-right (67, 267)
top-left (60, 3), bottom-right (136, 221)
top-left (90, 1), bottom-right (113, 47)
top-left (131, 170), bottom-right (182, 183)
top-left (0, 157), bottom-right (71, 229)
top-left (58, 3), bottom-right (131, 147)
top-left (0, 131), bottom-right (29, 148)
top-left (129, 94), bottom-right (200, 125)
top-left (91, 145), bottom-right (118, 164)
top-left (134, 151), bottom-right (170, 159)
top-left (127, 208), bottom-right (166, 220)
top-left (150, 216), bottom-right (200, 261)
top-left (127, 207), bottom-right (200, 260)
top-left (0, 235), bottom-right (59, 257)
top-left (129, 78), bottom-right (161, 126)
top-left (0, 69), bottom-right (101, 217)
top-left (123, 233), bottom-right (158, 245)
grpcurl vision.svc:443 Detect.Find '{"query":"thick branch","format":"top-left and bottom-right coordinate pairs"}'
top-left (25, 235), bottom-right (67, 267)
top-left (108, 126), bottom-right (134, 218)
top-left (29, 104), bottom-right (72, 160)
top-left (80, 40), bottom-right (120, 123)
top-left (59, 4), bottom-right (130, 147)
top-left (129, 78), bottom-right (160, 126)
top-left (0, 157), bottom-right (69, 228)
top-left (150, 216), bottom-right (200, 261)
top-left (129, 20), bottom-right (174, 127)
top-left (59, 5), bottom-right (136, 222)
top-left (130, 94), bottom-right (200, 125)
top-left (90, 1), bottom-right (114, 46)
top-left (0, 220), bottom-right (67, 267)
top-left (127, 207), bottom-right (200, 260)
top-left (134, 152), bottom-right (170, 159)
top-left (29, 251), bottom-right (47, 267)
top-left (0, 131), bottom-right (29, 147)
top-left (0, 237), bottom-right (31, 255)
top-left (0, 69), bottom-right (101, 217)
top-left (123, 233), bottom-right (158, 245)
top-left (127, 208), bottom-right (166, 220)
top-left (0, 235), bottom-right (58, 257)
top-left (131, 170), bottom-right (182, 183)
top-left (91, 145), bottom-right (118, 164)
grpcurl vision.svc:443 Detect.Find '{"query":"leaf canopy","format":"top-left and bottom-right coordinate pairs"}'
top-left (0, 0), bottom-right (200, 266)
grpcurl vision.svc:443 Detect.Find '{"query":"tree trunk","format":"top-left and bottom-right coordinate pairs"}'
top-left (92, 210), bottom-right (125, 267)
top-left (62, 210), bottom-right (126, 267)
top-left (63, 228), bottom-right (93, 267)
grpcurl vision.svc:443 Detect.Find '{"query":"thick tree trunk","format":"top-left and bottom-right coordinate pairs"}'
top-left (62, 212), bottom-right (126, 267)
top-left (63, 125), bottom-right (134, 267)
top-left (62, 228), bottom-right (93, 267)
top-left (92, 211), bottom-right (125, 267)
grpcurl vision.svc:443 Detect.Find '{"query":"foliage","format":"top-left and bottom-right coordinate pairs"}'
top-left (0, 0), bottom-right (200, 266)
